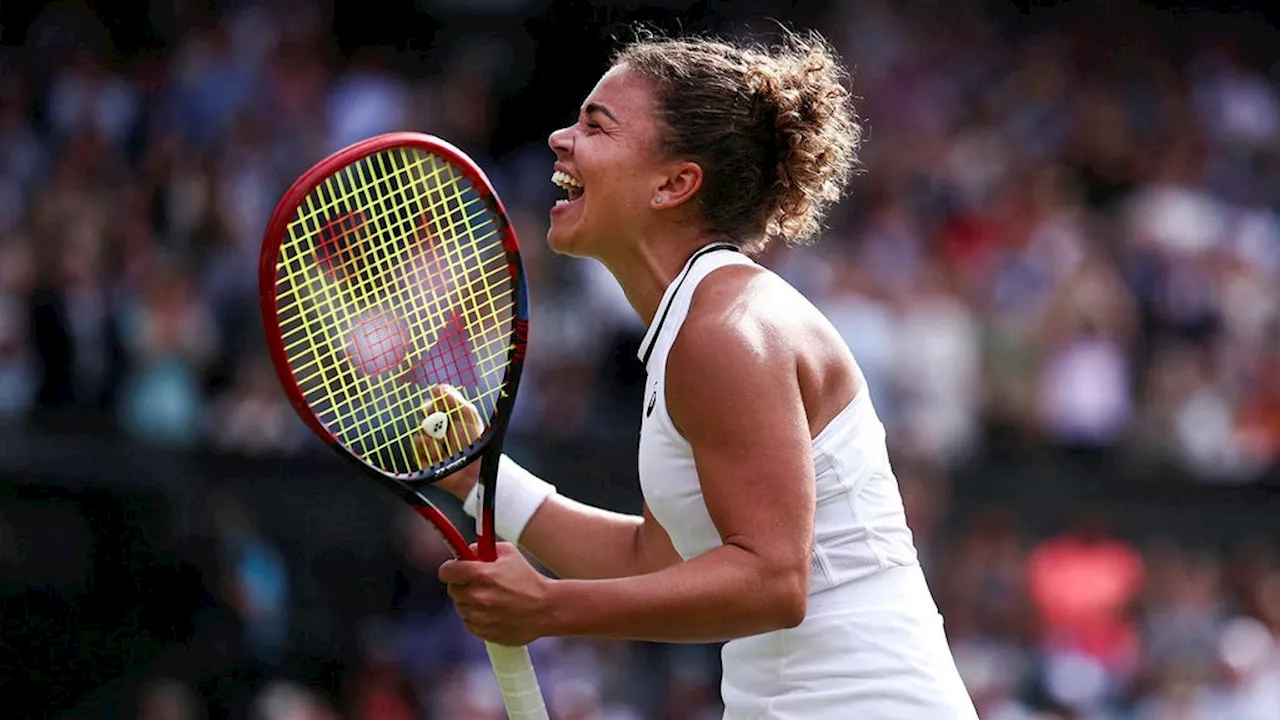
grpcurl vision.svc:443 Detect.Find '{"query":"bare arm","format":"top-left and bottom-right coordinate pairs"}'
top-left (517, 498), bottom-right (682, 580)
top-left (424, 387), bottom-right (682, 580)
top-left (542, 304), bottom-right (816, 643)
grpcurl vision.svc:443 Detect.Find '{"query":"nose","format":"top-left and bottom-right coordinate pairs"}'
top-left (548, 125), bottom-right (572, 156)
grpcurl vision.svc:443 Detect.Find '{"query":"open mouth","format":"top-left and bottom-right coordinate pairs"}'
top-left (552, 170), bottom-right (585, 207)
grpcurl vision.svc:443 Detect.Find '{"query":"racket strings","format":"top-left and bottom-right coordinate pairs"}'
top-left (286, 152), bottom-right (463, 446)
top-left (380, 150), bottom-right (514, 459)
top-left (283, 158), bottom-right (428, 469)
top-left (350, 152), bottom-right (508, 464)
top-left (274, 147), bottom-right (516, 475)
top-left (305, 155), bottom-right (434, 466)
top-left (300, 153), bottom-right (505, 469)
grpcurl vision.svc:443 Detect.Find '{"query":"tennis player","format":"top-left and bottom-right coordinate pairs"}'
top-left (425, 29), bottom-right (979, 718)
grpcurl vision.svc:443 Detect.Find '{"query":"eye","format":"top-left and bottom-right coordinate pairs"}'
top-left (585, 122), bottom-right (601, 131)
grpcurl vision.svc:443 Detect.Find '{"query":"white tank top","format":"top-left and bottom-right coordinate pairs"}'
top-left (636, 243), bottom-right (922, 595)
top-left (635, 245), bottom-right (979, 718)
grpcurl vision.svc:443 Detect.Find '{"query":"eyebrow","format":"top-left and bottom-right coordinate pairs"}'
top-left (584, 102), bottom-right (619, 125)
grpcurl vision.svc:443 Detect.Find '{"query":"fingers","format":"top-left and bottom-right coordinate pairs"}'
top-left (448, 581), bottom-right (476, 606)
top-left (438, 557), bottom-right (482, 585)
top-left (457, 612), bottom-right (497, 642)
top-left (412, 384), bottom-right (485, 467)
top-left (443, 562), bottom-right (491, 610)
top-left (454, 604), bottom-right (515, 646)
top-left (440, 547), bottom-right (540, 646)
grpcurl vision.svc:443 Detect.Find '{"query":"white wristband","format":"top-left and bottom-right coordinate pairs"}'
top-left (462, 454), bottom-right (557, 544)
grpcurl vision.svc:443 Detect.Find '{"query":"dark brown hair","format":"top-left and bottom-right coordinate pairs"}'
top-left (613, 28), bottom-right (862, 252)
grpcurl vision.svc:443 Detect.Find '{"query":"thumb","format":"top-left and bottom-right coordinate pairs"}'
top-left (438, 558), bottom-right (478, 584)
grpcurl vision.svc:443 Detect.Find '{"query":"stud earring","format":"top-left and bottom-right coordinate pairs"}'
top-left (653, 196), bottom-right (664, 205)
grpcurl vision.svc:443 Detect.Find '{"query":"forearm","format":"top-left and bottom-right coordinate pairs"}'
top-left (547, 544), bottom-right (806, 644)
top-left (470, 456), bottom-right (672, 580)
top-left (517, 495), bottom-right (645, 580)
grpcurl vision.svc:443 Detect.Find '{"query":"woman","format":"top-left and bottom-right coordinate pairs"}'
top-left (423, 29), bottom-right (978, 718)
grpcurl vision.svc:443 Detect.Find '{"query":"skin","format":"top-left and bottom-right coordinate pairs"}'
top-left (422, 64), bottom-right (862, 647)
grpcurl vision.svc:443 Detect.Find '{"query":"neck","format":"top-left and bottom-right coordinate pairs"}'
top-left (598, 232), bottom-right (718, 327)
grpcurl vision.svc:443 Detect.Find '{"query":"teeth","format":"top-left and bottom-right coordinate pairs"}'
top-left (552, 170), bottom-right (582, 191)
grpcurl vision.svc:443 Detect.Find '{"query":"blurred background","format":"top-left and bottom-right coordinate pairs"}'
top-left (2, 0), bottom-right (1280, 718)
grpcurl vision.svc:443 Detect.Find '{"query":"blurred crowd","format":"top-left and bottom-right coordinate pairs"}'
top-left (4, 0), bottom-right (1280, 718)
top-left (143, 489), bottom-right (1280, 720)
top-left (2, 1), bottom-right (1279, 478)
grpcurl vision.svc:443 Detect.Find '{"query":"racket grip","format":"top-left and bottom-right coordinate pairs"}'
top-left (484, 641), bottom-right (550, 720)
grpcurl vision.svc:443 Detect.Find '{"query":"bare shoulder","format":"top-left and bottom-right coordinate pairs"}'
top-left (669, 266), bottom-right (794, 376)
top-left (679, 265), bottom-right (815, 350)
top-left (667, 263), bottom-right (860, 437)
top-left (663, 263), bottom-right (812, 451)
top-left (664, 266), bottom-right (808, 416)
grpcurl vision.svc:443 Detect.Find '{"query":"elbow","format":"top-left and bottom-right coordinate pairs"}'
top-left (773, 585), bottom-right (807, 630)
top-left (764, 564), bottom-right (808, 630)
top-left (730, 540), bottom-right (810, 631)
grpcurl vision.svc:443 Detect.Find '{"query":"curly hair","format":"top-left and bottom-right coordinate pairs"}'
top-left (613, 28), bottom-right (863, 253)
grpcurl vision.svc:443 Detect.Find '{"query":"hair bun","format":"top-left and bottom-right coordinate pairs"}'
top-left (755, 32), bottom-right (862, 244)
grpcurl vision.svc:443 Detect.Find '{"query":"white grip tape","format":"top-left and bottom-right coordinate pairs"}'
top-left (462, 454), bottom-right (557, 543)
top-left (484, 641), bottom-right (550, 719)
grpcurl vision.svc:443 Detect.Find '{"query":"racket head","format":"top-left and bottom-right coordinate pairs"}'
top-left (258, 133), bottom-right (529, 553)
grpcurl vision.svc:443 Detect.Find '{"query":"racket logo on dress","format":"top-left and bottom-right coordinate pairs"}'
top-left (258, 132), bottom-right (549, 719)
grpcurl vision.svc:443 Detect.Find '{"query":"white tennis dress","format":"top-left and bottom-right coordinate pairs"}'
top-left (637, 244), bottom-right (978, 719)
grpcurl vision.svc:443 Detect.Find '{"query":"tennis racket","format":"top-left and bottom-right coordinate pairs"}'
top-left (257, 132), bottom-right (547, 719)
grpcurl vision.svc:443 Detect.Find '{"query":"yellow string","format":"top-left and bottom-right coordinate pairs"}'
top-left (272, 146), bottom-right (516, 476)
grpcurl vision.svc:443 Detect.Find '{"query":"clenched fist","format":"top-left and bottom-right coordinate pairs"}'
top-left (413, 383), bottom-right (485, 500)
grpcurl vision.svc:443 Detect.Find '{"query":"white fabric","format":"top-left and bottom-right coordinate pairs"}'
top-left (722, 567), bottom-right (977, 719)
top-left (462, 454), bottom-right (557, 543)
top-left (636, 244), bottom-right (977, 718)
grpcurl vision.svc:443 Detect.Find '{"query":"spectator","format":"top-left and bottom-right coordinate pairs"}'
top-left (1026, 505), bottom-right (1146, 712)
top-left (0, 236), bottom-right (36, 419)
top-left (116, 253), bottom-right (219, 446)
top-left (136, 677), bottom-right (205, 720)
top-left (248, 680), bottom-right (340, 720)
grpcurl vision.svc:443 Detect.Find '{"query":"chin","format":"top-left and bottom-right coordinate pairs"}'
top-left (544, 225), bottom-right (575, 256)
top-left (546, 220), bottom-right (590, 258)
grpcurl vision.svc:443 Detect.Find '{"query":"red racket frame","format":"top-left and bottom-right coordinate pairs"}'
top-left (258, 132), bottom-right (530, 563)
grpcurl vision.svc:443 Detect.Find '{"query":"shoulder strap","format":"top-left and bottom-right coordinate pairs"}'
top-left (637, 243), bottom-right (741, 368)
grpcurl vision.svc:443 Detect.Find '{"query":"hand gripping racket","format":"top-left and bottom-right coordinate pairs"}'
top-left (258, 132), bottom-right (548, 719)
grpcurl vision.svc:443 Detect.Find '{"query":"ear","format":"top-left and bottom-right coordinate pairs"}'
top-left (651, 161), bottom-right (702, 210)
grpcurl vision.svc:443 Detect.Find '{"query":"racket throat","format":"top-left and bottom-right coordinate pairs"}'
top-left (476, 502), bottom-right (498, 561)
top-left (476, 471), bottom-right (501, 562)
